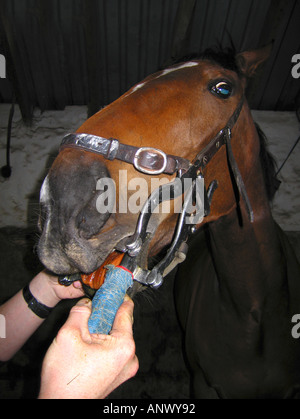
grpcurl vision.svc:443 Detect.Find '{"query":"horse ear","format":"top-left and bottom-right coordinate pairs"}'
top-left (236, 43), bottom-right (273, 78)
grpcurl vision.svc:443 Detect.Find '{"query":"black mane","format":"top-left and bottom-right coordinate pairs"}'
top-left (256, 123), bottom-right (281, 201)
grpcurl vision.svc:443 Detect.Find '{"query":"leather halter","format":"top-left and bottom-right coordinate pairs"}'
top-left (61, 133), bottom-right (191, 175)
top-left (58, 95), bottom-right (253, 288)
top-left (60, 96), bottom-right (252, 221)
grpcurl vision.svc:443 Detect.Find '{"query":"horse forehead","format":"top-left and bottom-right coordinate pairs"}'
top-left (125, 60), bottom-right (237, 103)
top-left (128, 61), bottom-right (200, 95)
top-left (153, 61), bottom-right (200, 80)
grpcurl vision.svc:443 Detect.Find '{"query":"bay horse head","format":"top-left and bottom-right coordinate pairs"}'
top-left (37, 45), bottom-right (272, 290)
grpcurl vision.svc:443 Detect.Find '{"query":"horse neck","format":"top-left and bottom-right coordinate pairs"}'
top-left (207, 157), bottom-right (284, 313)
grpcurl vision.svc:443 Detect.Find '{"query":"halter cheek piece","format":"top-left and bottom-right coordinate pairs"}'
top-left (59, 96), bottom-right (253, 288)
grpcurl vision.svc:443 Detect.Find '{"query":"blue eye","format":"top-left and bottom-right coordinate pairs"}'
top-left (210, 81), bottom-right (232, 99)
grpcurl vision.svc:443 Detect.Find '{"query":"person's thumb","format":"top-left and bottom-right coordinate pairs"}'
top-left (64, 298), bottom-right (92, 338)
top-left (110, 295), bottom-right (134, 337)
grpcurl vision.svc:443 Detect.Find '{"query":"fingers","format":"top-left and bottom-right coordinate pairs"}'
top-left (63, 294), bottom-right (134, 343)
top-left (62, 298), bottom-right (92, 342)
top-left (110, 295), bottom-right (135, 337)
top-left (107, 295), bottom-right (138, 391)
top-left (72, 280), bottom-right (83, 290)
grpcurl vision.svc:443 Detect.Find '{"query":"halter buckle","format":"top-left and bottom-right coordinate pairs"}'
top-left (134, 147), bottom-right (167, 175)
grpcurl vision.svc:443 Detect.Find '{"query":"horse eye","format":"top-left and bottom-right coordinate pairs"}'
top-left (210, 81), bottom-right (232, 99)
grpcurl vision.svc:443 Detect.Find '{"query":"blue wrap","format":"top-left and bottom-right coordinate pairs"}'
top-left (88, 265), bottom-right (133, 334)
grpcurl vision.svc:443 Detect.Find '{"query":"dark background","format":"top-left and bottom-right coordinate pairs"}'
top-left (0, 0), bottom-right (300, 121)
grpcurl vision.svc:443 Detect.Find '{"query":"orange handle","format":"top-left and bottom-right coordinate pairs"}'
top-left (81, 251), bottom-right (125, 290)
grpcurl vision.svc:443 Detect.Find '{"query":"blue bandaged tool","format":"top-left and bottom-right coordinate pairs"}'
top-left (88, 265), bottom-right (133, 334)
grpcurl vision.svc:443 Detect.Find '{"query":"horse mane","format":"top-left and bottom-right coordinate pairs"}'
top-left (167, 47), bottom-right (281, 202)
top-left (255, 123), bottom-right (281, 201)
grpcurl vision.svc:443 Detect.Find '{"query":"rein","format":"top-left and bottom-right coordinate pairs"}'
top-left (59, 96), bottom-right (253, 288)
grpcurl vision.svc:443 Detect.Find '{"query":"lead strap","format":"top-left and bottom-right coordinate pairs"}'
top-left (225, 128), bottom-right (254, 223)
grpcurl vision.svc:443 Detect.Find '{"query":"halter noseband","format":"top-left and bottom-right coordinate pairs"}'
top-left (59, 96), bottom-right (253, 288)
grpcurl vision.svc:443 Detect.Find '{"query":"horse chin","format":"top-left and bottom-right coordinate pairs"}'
top-left (38, 220), bottom-right (135, 276)
top-left (37, 241), bottom-right (101, 276)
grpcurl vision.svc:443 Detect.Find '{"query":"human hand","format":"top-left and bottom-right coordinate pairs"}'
top-left (29, 271), bottom-right (85, 308)
top-left (38, 296), bottom-right (139, 399)
top-left (45, 270), bottom-right (85, 301)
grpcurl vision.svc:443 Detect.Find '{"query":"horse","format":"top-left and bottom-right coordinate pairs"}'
top-left (37, 45), bottom-right (300, 399)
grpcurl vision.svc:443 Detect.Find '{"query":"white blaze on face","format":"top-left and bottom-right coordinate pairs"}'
top-left (155, 61), bottom-right (199, 79)
top-left (127, 61), bottom-right (199, 96)
top-left (39, 175), bottom-right (51, 238)
top-left (40, 175), bottom-right (50, 203)
top-left (130, 82), bottom-right (147, 94)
